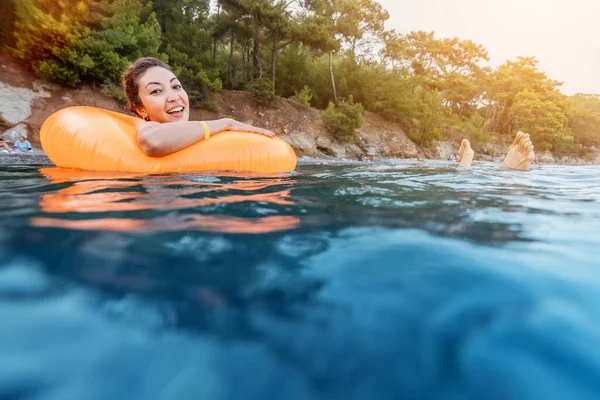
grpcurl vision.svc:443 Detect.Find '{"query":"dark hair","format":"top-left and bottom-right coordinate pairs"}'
top-left (122, 57), bottom-right (172, 117)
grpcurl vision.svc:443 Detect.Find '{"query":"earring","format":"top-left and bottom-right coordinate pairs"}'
top-left (142, 114), bottom-right (149, 121)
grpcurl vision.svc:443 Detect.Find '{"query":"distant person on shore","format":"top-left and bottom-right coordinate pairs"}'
top-left (0, 138), bottom-right (12, 153)
top-left (121, 57), bottom-right (274, 157)
top-left (457, 131), bottom-right (535, 171)
top-left (13, 135), bottom-right (32, 152)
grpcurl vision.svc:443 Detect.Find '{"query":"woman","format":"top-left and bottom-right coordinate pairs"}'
top-left (122, 57), bottom-right (275, 157)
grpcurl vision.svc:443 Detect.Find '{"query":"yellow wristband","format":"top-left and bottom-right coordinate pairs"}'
top-left (200, 121), bottom-right (210, 140)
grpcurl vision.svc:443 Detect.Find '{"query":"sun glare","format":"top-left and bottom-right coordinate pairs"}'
top-left (378, 0), bottom-right (600, 94)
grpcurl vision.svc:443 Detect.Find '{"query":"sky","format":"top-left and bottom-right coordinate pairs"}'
top-left (376, 0), bottom-right (600, 95)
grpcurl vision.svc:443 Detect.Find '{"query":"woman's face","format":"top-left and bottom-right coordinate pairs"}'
top-left (136, 66), bottom-right (190, 123)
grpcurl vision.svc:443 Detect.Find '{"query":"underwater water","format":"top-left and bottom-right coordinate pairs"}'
top-left (1, 161), bottom-right (600, 400)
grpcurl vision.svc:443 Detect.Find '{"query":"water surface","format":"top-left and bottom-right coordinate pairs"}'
top-left (1, 161), bottom-right (600, 400)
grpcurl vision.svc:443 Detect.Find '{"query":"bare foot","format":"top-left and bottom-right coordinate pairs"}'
top-left (501, 131), bottom-right (535, 171)
top-left (457, 139), bottom-right (474, 167)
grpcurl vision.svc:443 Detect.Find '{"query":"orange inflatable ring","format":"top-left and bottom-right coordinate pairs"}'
top-left (40, 106), bottom-right (297, 174)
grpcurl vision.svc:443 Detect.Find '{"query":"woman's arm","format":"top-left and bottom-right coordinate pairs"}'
top-left (137, 118), bottom-right (275, 157)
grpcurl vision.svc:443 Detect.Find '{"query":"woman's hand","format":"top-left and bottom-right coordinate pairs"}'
top-left (227, 119), bottom-right (275, 138)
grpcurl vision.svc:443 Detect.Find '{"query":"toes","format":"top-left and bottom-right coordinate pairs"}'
top-left (514, 131), bottom-right (531, 147)
top-left (515, 132), bottom-right (532, 150)
top-left (459, 139), bottom-right (472, 156)
top-left (513, 131), bottom-right (525, 144)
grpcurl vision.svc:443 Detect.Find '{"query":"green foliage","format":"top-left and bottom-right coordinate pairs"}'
top-left (407, 87), bottom-right (443, 144)
top-left (293, 85), bottom-right (313, 107)
top-left (12, 0), bottom-right (164, 87)
top-left (0, 0), bottom-right (18, 47)
top-left (178, 67), bottom-right (223, 105)
top-left (569, 95), bottom-right (600, 150)
top-left (246, 78), bottom-right (279, 104)
top-left (157, 0), bottom-right (222, 101)
top-left (462, 113), bottom-right (492, 146)
top-left (36, 57), bottom-right (83, 87)
top-left (321, 96), bottom-right (364, 142)
top-left (510, 89), bottom-right (573, 153)
top-left (12, 0), bottom-right (86, 65)
top-left (100, 81), bottom-right (127, 102)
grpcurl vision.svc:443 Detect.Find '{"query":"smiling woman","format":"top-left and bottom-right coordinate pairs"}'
top-left (122, 57), bottom-right (276, 157)
top-left (38, 58), bottom-right (297, 173)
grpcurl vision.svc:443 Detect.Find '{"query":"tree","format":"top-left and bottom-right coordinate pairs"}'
top-left (399, 32), bottom-right (489, 114)
top-left (300, 0), bottom-right (345, 102)
top-left (13, 0), bottom-right (164, 87)
top-left (264, 0), bottom-right (301, 90)
top-left (336, 0), bottom-right (388, 61)
top-left (12, 0), bottom-right (93, 67)
top-left (321, 95), bottom-right (364, 142)
top-left (486, 56), bottom-right (563, 133)
top-left (569, 94), bottom-right (600, 151)
top-left (0, 0), bottom-right (18, 47)
top-left (219, 0), bottom-right (275, 80)
top-left (509, 88), bottom-right (573, 152)
top-left (152, 0), bottom-right (222, 102)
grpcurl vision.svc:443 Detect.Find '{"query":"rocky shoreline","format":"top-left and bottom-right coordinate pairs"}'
top-left (2, 151), bottom-right (598, 169)
top-left (0, 151), bottom-right (52, 165)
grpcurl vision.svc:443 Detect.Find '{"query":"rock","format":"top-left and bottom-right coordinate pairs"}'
top-left (0, 82), bottom-right (51, 125)
top-left (436, 141), bottom-right (455, 160)
top-left (343, 143), bottom-right (363, 158)
top-left (357, 112), bottom-right (418, 158)
top-left (364, 144), bottom-right (383, 156)
top-left (481, 142), bottom-right (505, 157)
top-left (329, 143), bottom-right (347, 158)
top-left (1, 123), bottom-right (32, 142)
top-left (312, 136), bottom-right (345, 158)
top-left (281, 131), bottom-right (315, 154)
top-left (0, 151), bottom-right (52, 165)
top-left (537, 151), bottom-right (555, 163)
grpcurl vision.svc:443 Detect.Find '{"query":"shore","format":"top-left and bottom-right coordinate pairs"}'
top-left (0, 151), bottom-right (596, 168)
top-left (0, 152), bottom-right (428, 168)
top-left (0, 151), bottom-right (53, 165)
top-left (0, 153), bottom-right (378, 167)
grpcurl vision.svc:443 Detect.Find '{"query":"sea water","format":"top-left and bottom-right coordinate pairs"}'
top-left (1, 161), bottom-right (600, 400)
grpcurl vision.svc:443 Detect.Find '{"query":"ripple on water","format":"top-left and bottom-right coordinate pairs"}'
top-left (0, 163), bottom-right (600, 399)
